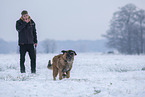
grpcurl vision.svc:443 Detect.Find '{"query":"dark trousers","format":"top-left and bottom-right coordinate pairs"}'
top-left (19, 44), bottom-right (36, 73)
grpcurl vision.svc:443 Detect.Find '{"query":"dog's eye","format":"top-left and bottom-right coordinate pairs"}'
top-left (70, 52), bottom-right (74, 55)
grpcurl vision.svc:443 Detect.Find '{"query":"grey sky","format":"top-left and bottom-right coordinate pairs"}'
top-left (0, 0), bottom-right (145, 41)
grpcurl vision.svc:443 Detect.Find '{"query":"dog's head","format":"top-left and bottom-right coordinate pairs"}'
top-left (61, 50), bottom-right (77, 61)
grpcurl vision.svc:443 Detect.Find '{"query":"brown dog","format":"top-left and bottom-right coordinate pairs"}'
top-left (47, 50), bottom-right (77, 80)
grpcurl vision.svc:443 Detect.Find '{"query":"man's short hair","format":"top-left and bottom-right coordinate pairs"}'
top-left (21, 10), bottom-right (28, 15)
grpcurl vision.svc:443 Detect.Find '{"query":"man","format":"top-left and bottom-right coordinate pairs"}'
top-left (16, 10), bottom-right (38, 73)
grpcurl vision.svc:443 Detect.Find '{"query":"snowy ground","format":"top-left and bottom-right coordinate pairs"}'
top-left (0, 53), bottom-right (145, 97)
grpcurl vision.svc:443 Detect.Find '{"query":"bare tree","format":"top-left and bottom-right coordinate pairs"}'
top-left (136, 10), bottom-right (145, 54)
top-left (104, 4), bottom-right (145, 54)
top-left (42, 39), bottom-right (57, 53)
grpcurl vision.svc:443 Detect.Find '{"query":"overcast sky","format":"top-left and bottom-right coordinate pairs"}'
top-left (0, 0), bottom-right (145, 41)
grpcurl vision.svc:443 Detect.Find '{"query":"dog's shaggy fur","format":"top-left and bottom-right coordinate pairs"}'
top-left (47, 50), bottom-right (77, 80)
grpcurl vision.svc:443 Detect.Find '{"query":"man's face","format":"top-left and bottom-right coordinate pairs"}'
top-left (22, 14), bottom-right (29, 20)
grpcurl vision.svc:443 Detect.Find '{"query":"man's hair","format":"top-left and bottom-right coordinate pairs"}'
top-left (21, 10), bottom-right (28, 15)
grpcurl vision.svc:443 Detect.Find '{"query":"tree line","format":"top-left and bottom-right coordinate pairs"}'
top-left (104, 4), bottom-right (145, 55)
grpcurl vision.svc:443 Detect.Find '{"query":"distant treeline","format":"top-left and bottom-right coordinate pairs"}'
top-left (0, 39), bottom-right (18, 54)
top-left (0, 38), bottom-right (111, 54)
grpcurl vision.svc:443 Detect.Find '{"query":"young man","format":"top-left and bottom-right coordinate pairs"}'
top-left (16, 10), bottom-right (38, 73)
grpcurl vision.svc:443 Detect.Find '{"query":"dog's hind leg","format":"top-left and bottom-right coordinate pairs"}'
top-left (53, 65), bottom-right (58, 80)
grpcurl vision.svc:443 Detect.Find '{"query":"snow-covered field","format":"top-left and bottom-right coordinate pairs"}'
top-left (0, 53), bottom-right (145, 97)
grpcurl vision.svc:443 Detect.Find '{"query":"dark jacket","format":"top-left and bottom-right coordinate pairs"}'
top-left (16, 18), bottom-right (37, 45)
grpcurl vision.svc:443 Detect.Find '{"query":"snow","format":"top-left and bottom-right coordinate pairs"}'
top-left (0, 53), bottom-right (145, 97)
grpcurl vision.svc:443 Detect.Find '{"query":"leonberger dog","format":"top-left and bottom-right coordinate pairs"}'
top-left (47, 50), bottom-right (77, 80)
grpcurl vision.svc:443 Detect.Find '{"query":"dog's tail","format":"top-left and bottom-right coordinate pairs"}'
top-left (47, 60), bottom-right (52, 70)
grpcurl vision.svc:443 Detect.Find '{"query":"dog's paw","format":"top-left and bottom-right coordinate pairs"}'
top-left (62, 72), bottom-right (67, 78)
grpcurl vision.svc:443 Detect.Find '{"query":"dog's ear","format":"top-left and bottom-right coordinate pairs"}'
top-left (61, 50), bottom-right (67, 54)
top-left (73, 51), bottom-right (77, 55)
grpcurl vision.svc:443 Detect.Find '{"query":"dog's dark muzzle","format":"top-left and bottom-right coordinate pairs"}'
top-left (67, 53), bottom-right (74, 60)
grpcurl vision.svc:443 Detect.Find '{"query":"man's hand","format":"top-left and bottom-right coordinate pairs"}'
top-left (34, 43), bottom-right (37, 47)
top-left (25, 18), bottom-right (31, 23)
top-left (22, 14), bottom-right (30, 23)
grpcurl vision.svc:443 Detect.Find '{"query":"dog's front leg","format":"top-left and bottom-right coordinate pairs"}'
top-left (59, 70), bottom-right (63, 80)
top-left (66, 71), bottom-right (70, 78)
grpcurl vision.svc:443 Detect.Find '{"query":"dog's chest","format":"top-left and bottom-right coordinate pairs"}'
top-left (58, 59), bottom-right (72, 67)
